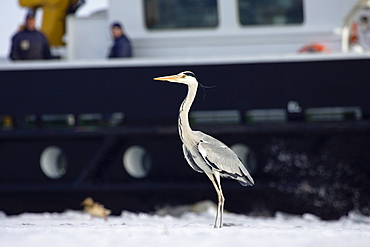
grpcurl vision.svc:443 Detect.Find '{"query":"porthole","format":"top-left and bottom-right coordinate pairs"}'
top-left (231, 143), bottom-right (257, 175)
top-left (40, 146), bottom-right (68, 179)
top-left (123, 146), bottom-right (152, 178)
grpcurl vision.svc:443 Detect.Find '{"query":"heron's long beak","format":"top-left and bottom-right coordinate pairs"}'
top-left (153, 75), bottom-right (180, 82)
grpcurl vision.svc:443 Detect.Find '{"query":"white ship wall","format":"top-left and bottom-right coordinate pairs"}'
top-left (66, 0), bottom-right (359, 60)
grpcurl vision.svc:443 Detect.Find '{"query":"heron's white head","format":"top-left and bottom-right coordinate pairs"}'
top-left (154, 71), bottom-right (198, 86)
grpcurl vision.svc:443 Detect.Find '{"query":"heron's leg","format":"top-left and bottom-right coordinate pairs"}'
top-left (214, 172), bottom-right (224, 228)
top-left (207, 172), bottom-right (224, 228)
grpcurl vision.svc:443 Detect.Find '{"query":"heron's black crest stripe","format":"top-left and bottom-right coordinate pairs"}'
top-left (183, 71), bottom-right (196, 78)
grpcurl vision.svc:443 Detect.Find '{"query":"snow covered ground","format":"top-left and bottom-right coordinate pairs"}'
top-left (1, 205), bottom-right (369, 247)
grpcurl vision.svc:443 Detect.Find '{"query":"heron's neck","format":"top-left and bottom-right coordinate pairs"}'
top-left (178, 84), bottom-right (197, 144)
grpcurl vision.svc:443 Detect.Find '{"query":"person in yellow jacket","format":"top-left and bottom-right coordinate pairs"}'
top-left (19, 0), bottom-right (84, 47)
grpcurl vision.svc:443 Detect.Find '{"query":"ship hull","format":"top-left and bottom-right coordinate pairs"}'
top-left (1, 54), bottom-right (369, 218)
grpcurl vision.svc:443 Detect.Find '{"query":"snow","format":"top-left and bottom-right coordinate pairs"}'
top-left (1, 205), bottom-right (369, 247)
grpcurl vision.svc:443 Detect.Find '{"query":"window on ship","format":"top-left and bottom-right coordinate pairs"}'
top-left (144, 0), bottom-right (218, 29)
top-left (238, 0), bottom-right (304, 26)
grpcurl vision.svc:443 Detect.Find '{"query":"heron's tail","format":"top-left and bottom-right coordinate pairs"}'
top-left (220, 170), bottom-right (255, 186)
top-left (238, 178), bottom-right (255, 187)
top-left (238, 161), bottom-right (255, 186)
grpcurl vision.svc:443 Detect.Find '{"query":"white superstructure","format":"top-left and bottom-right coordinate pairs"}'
top-left (66, 0), bottom-right (360, 60)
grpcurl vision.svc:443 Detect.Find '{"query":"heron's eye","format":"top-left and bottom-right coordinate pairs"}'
top-left (181, 75), bottom-right (186, 78)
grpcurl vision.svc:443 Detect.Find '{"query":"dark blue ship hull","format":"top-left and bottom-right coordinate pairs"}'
top-left (0, 55), bottom-right (369, 219)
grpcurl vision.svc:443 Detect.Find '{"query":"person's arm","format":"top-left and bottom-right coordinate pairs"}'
top-left (9, 36), bottom-right (20, 60)
top-left (115, 41), bottom-right (126, 57)
top-left (116, 37), bottom-right (132, 57)
top-left (41, 34), bottom-right (53, 59)
top-left (122, 38), bottom-right (132, 57)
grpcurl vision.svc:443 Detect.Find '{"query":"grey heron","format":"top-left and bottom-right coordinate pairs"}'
top-left (154, 71), bottom-right (255, 228)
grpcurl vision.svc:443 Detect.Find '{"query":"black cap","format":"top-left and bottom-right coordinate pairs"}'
top-left (111, 22), bottom-right (122, 29)
top-left (26, 9), bottom-right (36, 19)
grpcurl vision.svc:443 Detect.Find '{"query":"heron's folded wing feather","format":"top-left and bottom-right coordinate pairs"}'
top-left (182, 144), bottom-right (204, 173)
top-left (196, 134), bottom-right (254, 185)
top-left (198, 141), bottom-right (243, 175)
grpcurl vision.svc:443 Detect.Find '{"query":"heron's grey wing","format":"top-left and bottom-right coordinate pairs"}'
top-left (182, 144), bottom-right (204, 173)
top-left (195, 131), bottom-right (254, 186)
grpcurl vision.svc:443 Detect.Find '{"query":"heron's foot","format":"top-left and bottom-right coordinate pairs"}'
top-left (213, 221), bottom-right (222, 228)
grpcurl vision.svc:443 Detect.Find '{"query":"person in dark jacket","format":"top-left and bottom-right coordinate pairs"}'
top-left (9, 11), bottom-right (52, 61)
top-left (108, 22), bottom-right (132, 58)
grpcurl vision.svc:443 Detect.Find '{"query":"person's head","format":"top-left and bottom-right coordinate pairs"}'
top-left (111, 22), bottom-right (124, 39)
top-left (25, 12), bottom-right (36, 31)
